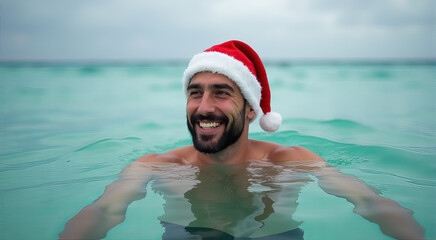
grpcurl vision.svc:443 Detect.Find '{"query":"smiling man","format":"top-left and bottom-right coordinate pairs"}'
top-left (60, 41), bottom-right (425, 240)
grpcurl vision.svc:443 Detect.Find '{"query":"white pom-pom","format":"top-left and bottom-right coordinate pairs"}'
top-left (259, 112), bottom-right (282, 132)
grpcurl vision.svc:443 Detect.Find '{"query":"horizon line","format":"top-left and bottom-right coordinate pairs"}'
top-left (1, 57), bottom-right (435, 65)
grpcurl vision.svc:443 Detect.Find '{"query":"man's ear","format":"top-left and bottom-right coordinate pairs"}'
top-left (247, 104), bottom-right (255, 121)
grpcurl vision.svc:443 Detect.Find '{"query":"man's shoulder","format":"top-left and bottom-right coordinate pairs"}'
top-left (271, 145), bottom-right (324, 162)
top-left (252, 140), bottom-right (324, 162)
top-left (134, 146), bottom-right (195, 164)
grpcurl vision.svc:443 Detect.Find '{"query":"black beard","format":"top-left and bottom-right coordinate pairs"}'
top-left (187, 104), bottom-right (247, 154)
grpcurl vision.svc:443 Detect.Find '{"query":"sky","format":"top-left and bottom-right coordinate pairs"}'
top-left (1, 0), bottom-right (435, 61)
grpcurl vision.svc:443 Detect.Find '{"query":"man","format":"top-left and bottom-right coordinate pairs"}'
top-left (60, 41), bottom-right (425, 240)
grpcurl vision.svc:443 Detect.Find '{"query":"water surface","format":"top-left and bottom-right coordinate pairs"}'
top-left (0, 62), bottom-right (435, 239)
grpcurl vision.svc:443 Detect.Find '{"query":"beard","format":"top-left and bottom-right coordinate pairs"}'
top-left (187, 104), bottom-right (247, 154)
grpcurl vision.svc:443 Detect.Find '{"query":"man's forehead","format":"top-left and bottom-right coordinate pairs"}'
top-left (188, 72), bottom-right (240, 90)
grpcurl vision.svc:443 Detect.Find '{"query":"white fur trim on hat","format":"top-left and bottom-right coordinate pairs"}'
top-left (259, 111), bottom-right (282, 132)
top-left (182, 51), bottom-right (262, 121)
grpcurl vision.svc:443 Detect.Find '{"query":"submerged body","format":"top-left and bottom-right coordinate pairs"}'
top-left (60, 140), bottom-right (425, 240)
top-left (145, 159), bottom-right (312, 238)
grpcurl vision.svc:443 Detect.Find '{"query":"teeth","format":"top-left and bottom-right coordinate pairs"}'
top-left (199, 122), bottom-right (221, 129)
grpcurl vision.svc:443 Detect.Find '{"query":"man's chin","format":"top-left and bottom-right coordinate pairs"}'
top-left (193, 140), bottom-right (222, 154)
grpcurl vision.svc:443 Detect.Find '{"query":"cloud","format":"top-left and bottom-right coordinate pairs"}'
top-left (1, 0), bottom-right (434, 60)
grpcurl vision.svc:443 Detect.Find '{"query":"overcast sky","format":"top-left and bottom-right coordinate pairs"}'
top-left (1, 0), bottom-right (435, 61)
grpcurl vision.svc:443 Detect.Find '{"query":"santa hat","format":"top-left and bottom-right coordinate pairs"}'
top-left (182, 40), bottom-right (282, 132)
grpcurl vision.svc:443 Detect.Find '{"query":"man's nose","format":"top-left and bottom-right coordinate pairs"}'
top-left (197, 93), bottom-right (215, 114)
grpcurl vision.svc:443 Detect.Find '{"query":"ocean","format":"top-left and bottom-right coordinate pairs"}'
top-left (0, 61), bottom-right (435, 239)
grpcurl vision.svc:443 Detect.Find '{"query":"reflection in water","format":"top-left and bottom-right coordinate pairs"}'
top-left (59, 159), bottom-right (426, 239)
top-left (147, 160), bottom-right (318, 238)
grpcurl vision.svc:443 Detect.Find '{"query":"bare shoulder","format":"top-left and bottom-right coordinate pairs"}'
top-left (134, 146), bottom-right (194, 164)
top-left (264, 142), bottom-right (325, 162)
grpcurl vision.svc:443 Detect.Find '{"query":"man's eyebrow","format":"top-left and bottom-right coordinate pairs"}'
top-left (210, 84), bottom-right (235, 93)
top-left (187, 84), bottom-right (202, 91)
top-left (187, 83), bottom-right (235, 93)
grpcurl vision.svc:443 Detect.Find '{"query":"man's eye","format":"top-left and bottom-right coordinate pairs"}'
top-left (189, 91), bottom-right (201, 96)
top-left (216, 91), bottom-right (230, 96)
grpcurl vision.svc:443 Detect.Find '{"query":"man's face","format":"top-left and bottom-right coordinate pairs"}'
top-left (186, 72), bottom-right (251, 154)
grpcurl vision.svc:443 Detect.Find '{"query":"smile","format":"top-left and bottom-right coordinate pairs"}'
top-left (199, 121), bottom-right (222, 130)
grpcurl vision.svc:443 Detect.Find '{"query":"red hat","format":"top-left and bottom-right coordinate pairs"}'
top-left (183, 40), bottom-right (282, 132)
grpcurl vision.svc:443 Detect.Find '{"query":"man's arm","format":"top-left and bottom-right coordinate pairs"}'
top-left (315, 166), bottom-right (425, 240)
top-left (59, 160), bottom-right (155, 239)
top-left (273, 146), bottom-right (425, 239)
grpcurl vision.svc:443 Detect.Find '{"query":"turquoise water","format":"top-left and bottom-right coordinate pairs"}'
top-left (0, 62), bottom-right (435, 239)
